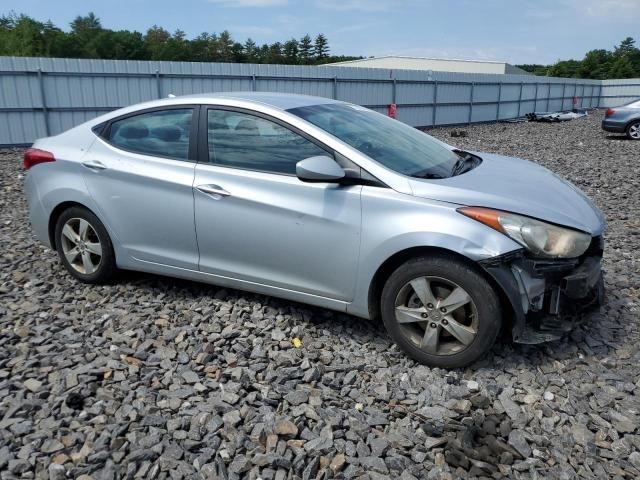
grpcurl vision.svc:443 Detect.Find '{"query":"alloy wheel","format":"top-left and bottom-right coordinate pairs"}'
top-left (394, 276), bottom-right (478, 356)
top-left (629, 123), bottom-right (640, 139)
top-left (60, 217), bottom-right (103, 275)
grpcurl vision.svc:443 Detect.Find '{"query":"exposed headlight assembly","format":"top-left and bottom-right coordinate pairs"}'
top-left (459, 207), bottom-right (592, 258)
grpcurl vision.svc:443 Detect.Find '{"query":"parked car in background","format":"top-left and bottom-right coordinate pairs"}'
top-left (23, 93), bottom-right (606, 368)
top-left (602, 99), bottom-right (640, 139)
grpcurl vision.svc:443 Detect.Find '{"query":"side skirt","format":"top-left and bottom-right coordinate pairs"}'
top-left (122, 256), bottom-right (351, 314)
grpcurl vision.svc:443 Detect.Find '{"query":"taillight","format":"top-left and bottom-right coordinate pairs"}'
top-left (605, 108), bottom-right (615, 117)
top-left (23, 148), bottom-right (55, 170)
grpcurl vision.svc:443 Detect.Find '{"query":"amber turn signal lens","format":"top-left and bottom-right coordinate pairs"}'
top-left (457, 206), bottom-right (507, 233)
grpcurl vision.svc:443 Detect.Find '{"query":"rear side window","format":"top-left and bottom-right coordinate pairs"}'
top-left (107, 109), bottom-right (193, 160)
top-left (207, 109), bottom-right (328, 175)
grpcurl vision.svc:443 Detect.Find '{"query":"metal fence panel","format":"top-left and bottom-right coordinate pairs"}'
top-left (0, 56), bottom-right (610, 145)
top-left (599, 79), bottom-right (640, 107)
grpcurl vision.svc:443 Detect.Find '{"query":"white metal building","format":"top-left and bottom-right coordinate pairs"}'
top-left (327, 56), bottom-right (529, 75)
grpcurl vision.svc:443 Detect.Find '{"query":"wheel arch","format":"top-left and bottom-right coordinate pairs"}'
top-left (48, 201), bottom-right (101, 250)
top-left (625, 117), bottom-right (640, 133)
top-left (366, 246), bottom-right (517, 336)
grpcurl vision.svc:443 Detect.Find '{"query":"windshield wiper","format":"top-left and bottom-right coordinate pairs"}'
top-left (450, 151), bottom-right (476, 177)
top-left (413, 171), bottom-right (446, 179)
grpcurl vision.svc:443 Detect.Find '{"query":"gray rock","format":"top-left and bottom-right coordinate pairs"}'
top-left (285, 389), bottom-right (309, 406)
top-left (228, 454), bottom-right (251, 474)
top-left (508, 430), bottom-right (531, 458)
top-left (24, 378), bottom-right (42, 392)
top-left (499, 388), bottom-right (526, 427)
top-left (181, 370), bottom-right (199, 383)
top-left (222, 410), bottom-right (242, 426)
top-left (41, 439), bottom-right (65, 454)
top-left (48, 463), bottom-right (66, 480)
top-left (628, 451), bottom-right (640, 469)
top-left (360, 456), bottom-right (389, 474)
top-left (571, 423), bottom-right (593, 446)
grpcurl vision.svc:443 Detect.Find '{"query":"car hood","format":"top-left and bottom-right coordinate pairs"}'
top-left (407, 152), bottom-right (606, 235)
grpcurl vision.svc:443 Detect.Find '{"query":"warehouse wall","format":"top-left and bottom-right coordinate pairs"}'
top-left (0, 56), bottom-right (604, 146)
top-left (599, 79), bottom-right (640, 107)
top-left (329, 57), bottom-right (509, 74)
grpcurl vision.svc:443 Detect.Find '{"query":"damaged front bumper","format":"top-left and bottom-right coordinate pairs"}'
top-left (480, 236), bottom-right (605, 344)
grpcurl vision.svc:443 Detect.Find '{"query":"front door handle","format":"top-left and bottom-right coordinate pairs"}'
top-left (196, 184), bottom-right (231, 198)
top-left (82, 160), bottom-right (107, 171)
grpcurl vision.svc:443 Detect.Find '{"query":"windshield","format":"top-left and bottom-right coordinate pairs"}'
top-left (287, 103), bottom-right (460, 178)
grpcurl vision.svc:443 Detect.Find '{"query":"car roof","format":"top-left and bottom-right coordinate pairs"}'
top-left (178, 91), bottom-right (343, 110)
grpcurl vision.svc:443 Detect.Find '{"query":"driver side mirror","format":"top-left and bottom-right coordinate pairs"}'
top-left (296, 155), bottom-right (345, 183)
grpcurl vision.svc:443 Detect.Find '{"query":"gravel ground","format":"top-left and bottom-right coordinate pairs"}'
top-left (0, 110), bottom-right (638, 480)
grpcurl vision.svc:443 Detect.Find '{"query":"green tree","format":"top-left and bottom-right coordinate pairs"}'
top-left (0, 11), bottom-right (350, 66)
top-left (298, 34), bottom-right (313, 64)
top-left (609, 56), bottom-right (636, 78)
top-left (266, 42), bottom-right (284, 64)
top-left (314, 33), bottom-right (329, 62)
top-left (244, 38), bottom-right (258, 63)
top-left (93, 30), bottom-right (149, 60)
top-left (217, 30), bottom-right (234, 62)
top-left (578, 49), bottom-right (612, 79)
top-left (70, 12), bottom-right (101, 36)
top-left (283, 38), bottom-right (299, 64)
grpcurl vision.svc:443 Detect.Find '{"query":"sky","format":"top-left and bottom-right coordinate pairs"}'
top-left (2, 0), bottom-right (639, 65)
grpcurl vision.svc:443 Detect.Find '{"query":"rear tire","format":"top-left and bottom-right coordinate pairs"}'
top-left (626, 120), bottom-right (640, 140)
top-left (380, 254), bottom-right (501, 368)
top-left (54, 206), bottom-right (117, 284)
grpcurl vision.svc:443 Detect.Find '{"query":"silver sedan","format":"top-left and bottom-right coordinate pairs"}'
top-left (23, 92), bottom-right (606, 368)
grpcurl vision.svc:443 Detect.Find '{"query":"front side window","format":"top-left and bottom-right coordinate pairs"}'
top-left (107, 108), bottom-right (193, 160)
top-left (207, 109), bottom-right (328, 175)
top-left (288, 103), bottom-right (461, 179)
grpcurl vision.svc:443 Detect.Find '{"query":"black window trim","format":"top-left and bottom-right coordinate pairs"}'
top-left (198, 105), bottom-right (335, 177)
top-left (95, 104), bottom-right (201, 163)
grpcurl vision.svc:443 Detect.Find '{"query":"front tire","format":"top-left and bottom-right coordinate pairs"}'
top-left (380, 254), bottom-right (501, 368)
top-left (54, 206), bottom-right (117, 284)
top-left (626, 121), bottom-right (640, 140)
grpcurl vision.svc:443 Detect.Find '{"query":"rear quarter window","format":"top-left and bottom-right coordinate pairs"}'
top-left (105, 109), bottom-right (193, 160)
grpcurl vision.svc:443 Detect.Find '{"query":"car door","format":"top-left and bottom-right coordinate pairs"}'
top-left (83, 105), bottom-right (200, 270)
top-left (193, 106), bottom-right (362, 301)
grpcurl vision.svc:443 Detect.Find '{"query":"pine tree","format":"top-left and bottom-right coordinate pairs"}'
top-left (283, 38), bottom-right (299, 64)
top-left (298, 34), bottom-right (313, 65)
top-left (218, 30), bottom-right (234, 62)
top-left (244, 38), bottom-right (258, 63)
top-left (314, 33), bottom-right (329, 62)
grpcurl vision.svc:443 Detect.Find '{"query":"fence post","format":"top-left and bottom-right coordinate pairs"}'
top-left (561, 83), bottom-right (567, 110)
top-left (155, 70), bottom-right (161, 98)
top-left (37, 69), bottom-right (50, 136)
top-left (333, 76), bottom-right (338, 100)
top-left (392, 77), bottom-right (397, 104)
top-left (534, 82), bottom-right (539, 112)
top-left (468, 82), bottom-right (474, 124)
top-left (517, 81), bottom-right (524, 118)
top-left (496, 82), bottom-right (502, 121)
top-left (546, 83), bottom-right (550, 112)
top-left (432, 80), bottom-right (438, 127)
top-left (252, 74), bottom-right (257, 92)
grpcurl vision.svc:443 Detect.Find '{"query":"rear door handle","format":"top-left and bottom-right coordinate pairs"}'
top-left (82, 160), bottom-right (107, 171)
top-left (196, 184), bottom-right (231, 198)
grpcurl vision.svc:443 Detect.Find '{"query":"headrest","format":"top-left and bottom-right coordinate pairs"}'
top-left (235, 119), bottom-right (259, 133)
top-left (118, 123), bottom-right (148, 139)
top-left (151, 125), bottom-right (182, 142)
top-left (209, 119), bottom-right (229, 131)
